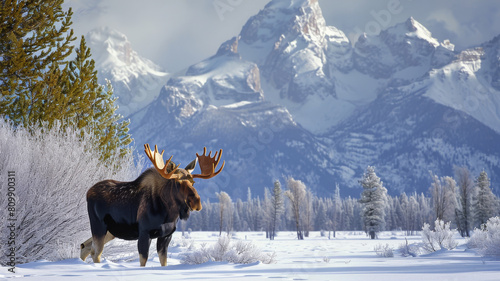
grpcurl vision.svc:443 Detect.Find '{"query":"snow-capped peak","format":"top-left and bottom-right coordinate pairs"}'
top-left (87, 27), bottom-right (169, 117)
top-left (389, 17), bottom-right (440, 47)
top-left (87, 26), bottom-right (167, 82)
top-left (238, 0), bottom-right (327, 64)
top-left (354, 17), bottom-right (454, 79)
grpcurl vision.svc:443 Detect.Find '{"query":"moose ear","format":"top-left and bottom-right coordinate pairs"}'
top-left (166, 161), bottom-right (177, 172)
top-left (184, 158), bottom-right (197, 173)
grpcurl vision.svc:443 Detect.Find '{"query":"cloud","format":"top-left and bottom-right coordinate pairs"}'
top-left (65, 0), bottom-right (500, 72)
top-left (427, 9), bottom-right (460, 35)
top-left (66, 0), bottom-right (268, 73)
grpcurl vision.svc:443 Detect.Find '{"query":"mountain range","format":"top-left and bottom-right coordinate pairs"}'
top-left (89, 0), bottom-right (500, 199)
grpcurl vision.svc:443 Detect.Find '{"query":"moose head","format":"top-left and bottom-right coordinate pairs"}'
top-left (144, 144), bottom-right (225, 214)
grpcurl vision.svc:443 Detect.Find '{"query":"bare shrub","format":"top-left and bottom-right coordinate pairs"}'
top-left (421, 219), bottom-right (458, 252)
top-left (180, 234), bottom-right (276, 265)
top-left (374, 243), bottom-right (394, 257)
top-left (0, 120), bottom-right (142, 264)
top-left (468, 217), bottom-right (500, 256)
top-left (398, 238), bottom-right (420, 257)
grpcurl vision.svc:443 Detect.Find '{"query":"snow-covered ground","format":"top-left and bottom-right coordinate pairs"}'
top-left (3, 231), bottom-right (499, 280)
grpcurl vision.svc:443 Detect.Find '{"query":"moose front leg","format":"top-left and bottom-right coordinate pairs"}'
top-left (138, 232), bottom-right (152, 267)
top-left (157, 235), bottom-right (173, 266)
top-left (157, 222), bottom-right (176, 266)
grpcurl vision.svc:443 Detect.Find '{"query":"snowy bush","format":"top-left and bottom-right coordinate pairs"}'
top-left (180, 234), bottom-right (276, 265)
top-left (398, 239), bottom-right (421, 257)
top-left (0, 120), bottom-right (142, 264)
top-left (171, 235), bottom-right (195, 249)
top-left (421, 219), bottom-right (458, 252)
top-left (374, 243), bottom-right (394, 257)
top-left (181, 242), bottom-right (212, 265)
top-left (468, 217), bottom-right (500, 256)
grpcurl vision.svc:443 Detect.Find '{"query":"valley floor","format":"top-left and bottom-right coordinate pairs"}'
top-left (2, 231), bottom-right (499, 281)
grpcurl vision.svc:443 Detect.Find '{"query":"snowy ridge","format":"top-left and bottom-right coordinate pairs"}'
top-left (88, 27), bottom-right (169, 117)
top-left (424, 42), bottom-right (500, 133)
top-left (353, 17), bottom-right (454, 80)
top-left (237, 0), bottom-right (350, 134)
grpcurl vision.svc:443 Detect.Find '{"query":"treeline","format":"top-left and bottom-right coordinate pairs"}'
top-left (183, 167), bottom-right (499, 238)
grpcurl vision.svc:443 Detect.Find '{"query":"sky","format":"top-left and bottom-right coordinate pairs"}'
top-left (64, 0), bottom-right (500, 74)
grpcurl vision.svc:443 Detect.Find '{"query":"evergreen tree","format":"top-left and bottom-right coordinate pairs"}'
top-left (342, 197), bottom-right (354, 230)
top-left (314, 199), bottom-right (327, 232)
top-left (1, 1), bottom-right (131, 162)
top-left (408, 194), bottom-right (420, 235)
top-left (359, 166), bottom-right (388, 239)
top-left (1, 0), bottom-right (75, 124)
top-left (65, 36), bottom-right (131, 161)
top-left (331, 184), bottom-right (343, 237)
top-left (262, 187), bottom-right (272, 238)
top-left (473, 170), bottom-right (498, 227)
top-left (270, 180), bottom-right (284, 240)
top-left (245, 187), bottom-right (256, 230)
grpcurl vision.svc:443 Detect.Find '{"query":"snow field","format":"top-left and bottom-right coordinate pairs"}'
top-left (3, 231), bottom-right (499, 281)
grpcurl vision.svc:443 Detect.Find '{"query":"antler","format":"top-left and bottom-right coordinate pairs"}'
top-left (192, 147), bottom-right (225, 179)
top-left (144, 144), bottom-right (181, 180)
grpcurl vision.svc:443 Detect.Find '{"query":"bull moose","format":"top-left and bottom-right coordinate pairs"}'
top-left (80, 144), bottom-right (224, 266)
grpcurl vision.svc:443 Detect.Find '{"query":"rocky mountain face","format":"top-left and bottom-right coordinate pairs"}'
top-left (87, 27), bottom-right (169, 117)
top-left (99, 0), bottom-right (500, 198)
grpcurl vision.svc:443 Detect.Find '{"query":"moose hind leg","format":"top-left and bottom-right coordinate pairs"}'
top-left (81, 232), bottom-right (115, 261)
top-left (80, 237), bottom-right (93, 261)
top-left (91, 235), bottom-right (105, 263)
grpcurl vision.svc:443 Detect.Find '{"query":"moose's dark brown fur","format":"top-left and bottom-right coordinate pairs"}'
top-left (81, 166), bottom-right (201, 266)
top-left (81, 144), bottom-right (224, 267)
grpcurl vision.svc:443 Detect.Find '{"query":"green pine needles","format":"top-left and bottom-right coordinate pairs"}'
top-left (1, 0), bottom-right (132, 163)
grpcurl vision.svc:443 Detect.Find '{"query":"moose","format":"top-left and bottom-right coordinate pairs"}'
top-left (80, 144), bottom-right (224, 267)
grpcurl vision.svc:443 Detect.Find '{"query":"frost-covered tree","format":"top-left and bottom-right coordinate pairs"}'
top-left (473, 171), bottom-right (498, 227)
top-left (285, 177), bottom-right (307, 240)
top-left (342, 197), bottom-right (355, 230)
top-left (302, 189), bottom-right (314, 237)
top-left (216, 191), bottom-right (232, 235)
top-left (330, 184), bottom-right (343, 237)
top-left (454, 167), bottom-right (474, 237)
top-left (400, 193), bottom-right (410, 233)
top-left (429, 173), bottom-right (457, 223)
top-left (359, 166), bottom-right (388, 239)
top-left (314, 199), bottom-right (328, 232)
top-left (245, 187), bottom-right (259, 231)
top-left (407, 193), bottom-right (422, 235)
